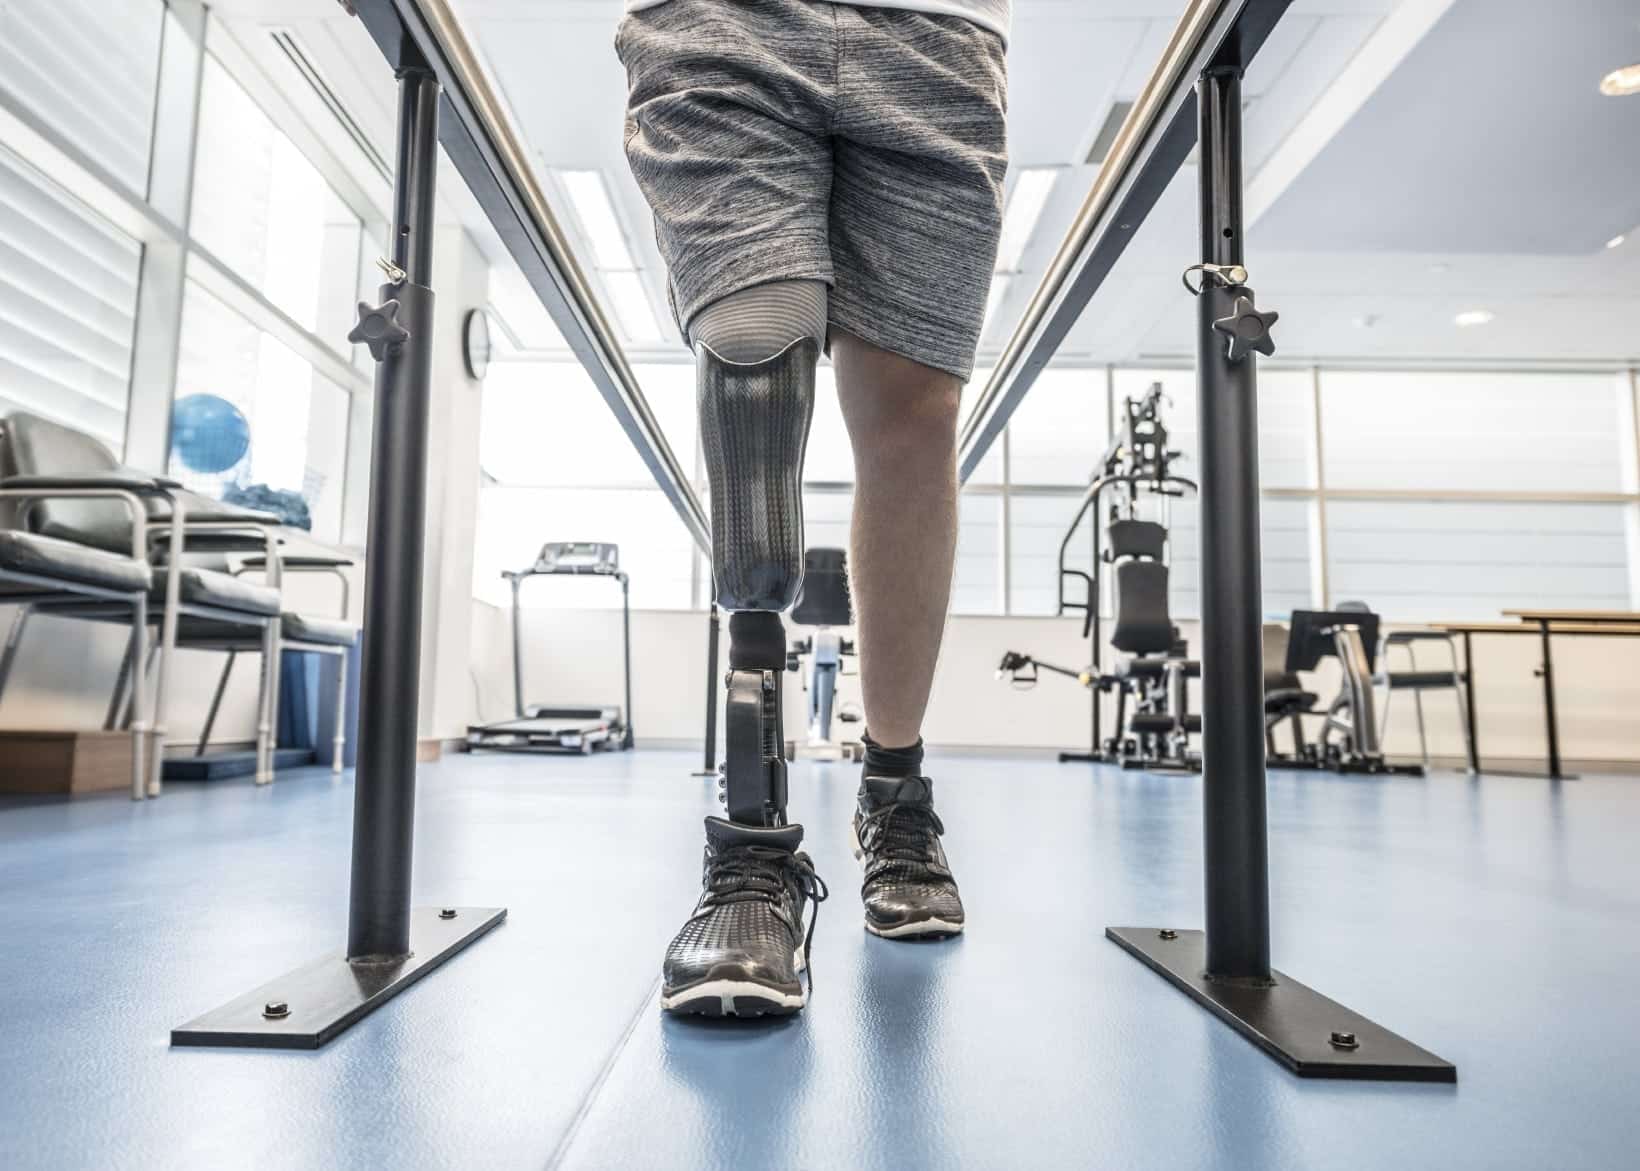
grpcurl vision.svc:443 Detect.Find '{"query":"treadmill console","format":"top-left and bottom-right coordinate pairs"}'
top-left (533, 542), bottom-right (620, 575)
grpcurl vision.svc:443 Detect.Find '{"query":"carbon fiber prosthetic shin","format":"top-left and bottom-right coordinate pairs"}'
top-left (697, 336), bottom-right (817, 827)
top-left (697, 337), bottom-right (818, 612)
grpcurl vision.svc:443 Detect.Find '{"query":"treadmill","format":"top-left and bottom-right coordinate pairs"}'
top-left (466, 542), bottom-right (634, 754)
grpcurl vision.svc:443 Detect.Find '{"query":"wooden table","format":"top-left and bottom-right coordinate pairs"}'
top-left (1437, 614), bottom-right (1640, 779)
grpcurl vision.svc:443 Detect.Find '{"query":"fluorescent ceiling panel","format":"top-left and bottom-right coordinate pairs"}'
top-left (558, 169), bottom-right (636, 271)
top-left (995, 168), bottom-right (1057, 273)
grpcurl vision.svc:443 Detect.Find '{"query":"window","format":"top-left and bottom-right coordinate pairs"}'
top-left (0, 145), bottom-right (140, 451)
top-left (473, 482), bottom-right (696, 611)
top-left (1007, 367), bottom-right (1110, 487)
top-left (190, 55), bottom-right (362, 346)
top-left (170, 280), bottom-right (350, 541)
top-left (1326, 500), bottom-right (1631, 620)
top-left (476, 359), bottom-right (700, 608)
top-left (0, 0), bottom-right (164, 193)
top-left (1320, 370), bottom-right (1629, 494)
top-left (953, 491), bottom-right (1003, 615)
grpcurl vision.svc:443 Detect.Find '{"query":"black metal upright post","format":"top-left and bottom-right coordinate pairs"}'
top-left (173, 45), bottom-right (505, 1050)
top-left (1194, 68), bottom-right (1270, 981)
top-left (348, 62), bottom-right (441, 962)
top-left (1105, 66), bottom-right (1453, 1082)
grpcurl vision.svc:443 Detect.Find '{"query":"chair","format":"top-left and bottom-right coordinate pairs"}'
top-left (1335, 599), bottom-right (1473, 773)
top-left (786, 547), bottom-right (858, 759)
top-left (0, 419), bottom-right (161, 798)
top-left (1262, 622), bottom-right (1317, 761)
top-left (0, 411), bottom-right (350, 792)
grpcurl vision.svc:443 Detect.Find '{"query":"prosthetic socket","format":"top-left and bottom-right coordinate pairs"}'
top-left (698, 337), bottom-right (818, 827)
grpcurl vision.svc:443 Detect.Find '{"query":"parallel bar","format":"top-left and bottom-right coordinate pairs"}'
top-left (1195, 67), bottom-right (1270, 979)
top-left (351, 0), bottom-right (709, 553)
top-left (347, 61), bottom-right (441, 962)
top-left (958, 0), bottom-right (1293, 483)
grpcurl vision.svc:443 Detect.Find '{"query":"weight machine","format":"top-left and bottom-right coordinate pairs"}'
top-left (997, 383), bottom-right (1200, 770)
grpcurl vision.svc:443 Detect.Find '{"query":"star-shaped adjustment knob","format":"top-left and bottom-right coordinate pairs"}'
top-left (1211, 294), bottom-right (1279, 362)
top-left (348, 299), bottom-right (411, 362)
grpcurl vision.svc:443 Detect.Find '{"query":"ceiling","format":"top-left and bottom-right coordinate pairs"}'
top-left (213, 0), bottom-right (1640, 368)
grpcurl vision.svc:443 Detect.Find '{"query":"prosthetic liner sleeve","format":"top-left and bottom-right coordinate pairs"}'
top-left (698, 337), bottom-right (818, 611)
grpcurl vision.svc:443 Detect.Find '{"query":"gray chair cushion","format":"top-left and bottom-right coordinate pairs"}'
top-left (281, 613), bottom-right (357, 646)
top-left (155, 567), bottom-right (281, 616)
top-left (0, 530), bottom-right (151, 593)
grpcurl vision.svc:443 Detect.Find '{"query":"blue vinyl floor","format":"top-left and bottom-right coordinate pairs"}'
top-left (2, 749), bottom-right (1637, 1170)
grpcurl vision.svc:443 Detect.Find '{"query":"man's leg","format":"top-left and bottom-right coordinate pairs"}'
top-left (834, 328), bottom-right (968, 940)
top-left (832, 328), bottom-right (961, 748)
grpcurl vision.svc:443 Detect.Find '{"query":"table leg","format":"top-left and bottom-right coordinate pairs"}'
top-left (1536, 620), bottom-right (1564, 779)
top-left (1461, 631), bottom-right (1481, 774)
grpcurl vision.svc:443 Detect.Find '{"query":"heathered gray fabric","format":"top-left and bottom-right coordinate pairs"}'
top-left (689, 279), bottom-right (829, 363)
top-left (616, 0), bottom-right (1008, 380)
top-left (624, 0), bottom-right (1011, 44)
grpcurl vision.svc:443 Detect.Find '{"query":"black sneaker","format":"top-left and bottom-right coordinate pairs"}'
top-left (850, 776), bottom-right (965, 939)
top-left (660, 817), bottom-right (829, 1017)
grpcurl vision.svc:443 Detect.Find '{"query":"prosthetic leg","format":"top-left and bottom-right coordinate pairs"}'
top-left (699, 336), bottom-right (819, 826)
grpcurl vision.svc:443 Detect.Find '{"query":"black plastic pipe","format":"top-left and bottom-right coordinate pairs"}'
top-left (347, 61), bottom-right (441, 961)
top-left (1195, 67), bottom-right (1272, 981)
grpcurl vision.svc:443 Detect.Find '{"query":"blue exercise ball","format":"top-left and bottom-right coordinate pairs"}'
top-left (172, 394), bottom-right (250, 474)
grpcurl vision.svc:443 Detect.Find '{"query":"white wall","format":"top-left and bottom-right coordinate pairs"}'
top-left (470, 600), bottom-right (1640, 767)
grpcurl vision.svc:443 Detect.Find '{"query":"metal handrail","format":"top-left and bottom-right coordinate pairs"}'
top-left (353, 0), bottom-right (710, 553)
top-left (958, 0), bottom-right (1290, 483)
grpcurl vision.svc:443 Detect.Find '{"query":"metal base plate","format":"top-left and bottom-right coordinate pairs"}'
top-left (1107, 927), bottom-right (1454, 1081)
top-left (172, 906), bottom-right (506, 1049)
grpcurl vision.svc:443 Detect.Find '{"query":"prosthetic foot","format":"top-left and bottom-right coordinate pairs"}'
top-left (663, 331), bottom-right (826, 1016)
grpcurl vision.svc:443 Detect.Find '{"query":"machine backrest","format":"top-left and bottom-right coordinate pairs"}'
top-left (790, 546), bottom-right (851, 627)
top-left (0, 411), bottom-right (133, 551)
top-left (1106, 518), bottom-right (1167, 562)
top-left (1284, 607), bottom-right (1382, 673)
top-left (1111, 560), bottom-right (1174, 655)
top-left (1262, 622), bottom-right (1301, 692)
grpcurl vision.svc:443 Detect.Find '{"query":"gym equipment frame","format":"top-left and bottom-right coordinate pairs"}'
top-left (466, 541), bottom-right (634, 754)
top-left (965, 0), bottom-right (1452, 1081)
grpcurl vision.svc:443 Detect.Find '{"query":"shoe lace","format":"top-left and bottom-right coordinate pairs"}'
top-left (698, 844), bottom-right (830, 986)
top-left (858, 792), bottom-right (949, 885)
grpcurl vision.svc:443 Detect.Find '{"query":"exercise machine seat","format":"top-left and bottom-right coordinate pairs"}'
top-left (790, 547), bottom-right (851, 627)
top-left (0, 529), bottom-right (152, 593)
top-left (1111, 560), bottom-right (1174, 655)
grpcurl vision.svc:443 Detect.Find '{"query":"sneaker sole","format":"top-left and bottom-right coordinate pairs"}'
top-left (864, 917), bottom-right (965, 939)
top-left (659, 980), bottom-right (805, 1017)
top-left (849, 820), bottom-right (966, 940)
top-left (660, 947), bottom-right (808, 1017)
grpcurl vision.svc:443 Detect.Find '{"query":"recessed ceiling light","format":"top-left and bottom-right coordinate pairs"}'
top-left (1606, 234), bottom-right (1626, 249)
top-left (1599, 63), bottom-right (1640, 96)
top-left (1428, 262), bottom-right (1449, 274)
top-left (1454, 309), bottom-right (1494, 328)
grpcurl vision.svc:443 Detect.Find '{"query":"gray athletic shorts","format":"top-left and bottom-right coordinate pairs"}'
top-left (615, 0), bottom-right (1009, 381)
